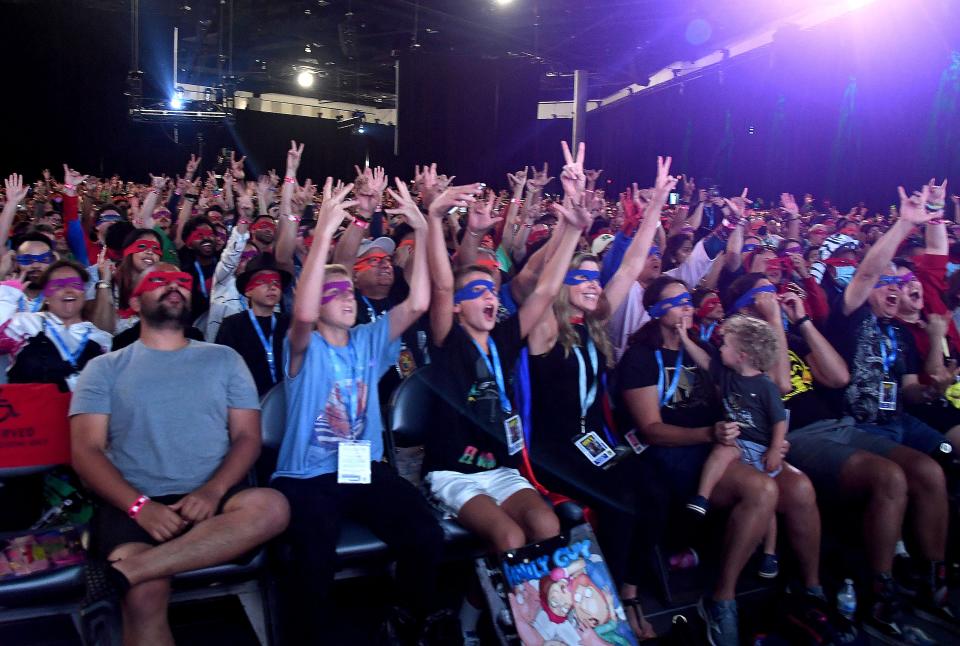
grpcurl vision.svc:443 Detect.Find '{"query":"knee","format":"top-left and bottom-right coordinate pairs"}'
top-left (908, 456), bottom-right (947, 495)
top-left (243, 488), bottom-right (291, 537)
top-left (492, 521), bottom-right (527, 553)
top-left (750, 475), bottom-right (779, 512)
top-left (123, 578), bottom-right (170, 621)
top-left (526, 509), bottom-right (561, 542)
top-left (782, 474), bottom-right (817, 510)
top-left (874, 462), bottom-right (908, 504)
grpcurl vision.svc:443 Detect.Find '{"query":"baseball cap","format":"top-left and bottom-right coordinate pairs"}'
top-left (591, 233), bottom-right (615, 255)
top-left (357, 236), bottom-right (396, 257)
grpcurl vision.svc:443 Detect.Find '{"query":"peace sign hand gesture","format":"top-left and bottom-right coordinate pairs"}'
top-left (560, 140), bottom-right (587, 203)
top-left (285, 140), bottom-right (305, 176)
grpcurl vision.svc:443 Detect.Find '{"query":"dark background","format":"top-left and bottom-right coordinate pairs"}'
top-left (1, 1), bottom-right (959, 209)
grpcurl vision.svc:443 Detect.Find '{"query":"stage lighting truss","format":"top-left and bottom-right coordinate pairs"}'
top-left (130, 90), bottom-right (235, 124)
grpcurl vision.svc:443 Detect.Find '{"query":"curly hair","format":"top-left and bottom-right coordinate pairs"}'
top-left (722, 314), bottom-right (778, 373)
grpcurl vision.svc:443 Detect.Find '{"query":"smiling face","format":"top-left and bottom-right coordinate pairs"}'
top-left (454, 270), bottom-right (499, 333)
top-left (127, 235), bottom-right (160, 272)
top-left (188, 224), bottom-right (216, 258)
top-left (43, 266), bottom-right (85, 321)
top-left (566, 260), bottom-right (602, 313)
top-left (354, 250), bottom-right (394, 294)
top-left (868, 264), bottom-right (901, 319)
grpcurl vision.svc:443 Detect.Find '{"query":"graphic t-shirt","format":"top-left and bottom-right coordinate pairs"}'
top-left (423, 315), bottom-right (524, 475)
top-left (827, 304), bottom-right (919, 424)
top-left (709, 357), bottom-right (786, 445)
top-left (782, 332), bottom-right (842, 430)
top-left (273, 314), bottom-right (401, 479)
top-left (616, 343), bottom-right (719, 431)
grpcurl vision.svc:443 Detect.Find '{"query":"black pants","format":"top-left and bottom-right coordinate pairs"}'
top-left (272, 462), bottom-right (444, 632)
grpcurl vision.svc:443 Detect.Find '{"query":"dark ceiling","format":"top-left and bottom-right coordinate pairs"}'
top-left (132, 0), bottom-right (805, 106)
top-left (15, 0), bottom-right (809, 106)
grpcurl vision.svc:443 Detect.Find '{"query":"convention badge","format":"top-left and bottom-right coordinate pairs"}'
top-left (396, 346), bottom-right (417, 379)
top-left (624, 430), bottom-right (648, 455)
top-left (878, 380), bottom-right (898, 411)
top-left (573, 431), bottom-right (616, 467)
top-left (337, 440), bottom-right (372, 484)
top-left (504, 415), bottom-right (524, 456)
top-left (65, 373), bottom-right (80, 393)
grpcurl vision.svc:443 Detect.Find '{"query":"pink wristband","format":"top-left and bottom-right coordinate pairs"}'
top-left (127, 495), bottom-right (150, 519)
top-left (353, 218), bottom-right (370, 229)
top-left (283, 176), bottom-right (296, 185)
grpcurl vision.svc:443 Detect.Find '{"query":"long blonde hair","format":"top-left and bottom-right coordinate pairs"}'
top-left (553, 253), bottom-right (615, 367)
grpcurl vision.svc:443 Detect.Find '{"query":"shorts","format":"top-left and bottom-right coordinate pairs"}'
top-left (735, 439), bottom-right (781, 478)
top-left (787, 417), bottom-right (901, 490)
top-left (90, 483), bottom-right (249, 559)
top-left (644, 444), bottom-right (713, 502)
top-left (424, 467), bottom-right (534, 517)
top-left (855, 412), bottom-right (944, 455)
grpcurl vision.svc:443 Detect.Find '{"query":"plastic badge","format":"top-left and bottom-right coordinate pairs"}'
top-left (337, 440), bottom-right (372, 484)
top-left (504, 415), bottom-right (524, 456)
top-left (624, 430), bottom-right (648, 455)
top-left (879, 381), bottom-right (898, 411)
top-left (574, 431), bottom-right (616, 467)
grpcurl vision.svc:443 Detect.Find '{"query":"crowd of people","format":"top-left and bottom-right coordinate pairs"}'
top-left (2, 137), bottom-right (960, 646)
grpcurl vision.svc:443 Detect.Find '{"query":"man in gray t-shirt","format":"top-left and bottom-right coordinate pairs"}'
top-left (70, 263), bottom-right (290, 645)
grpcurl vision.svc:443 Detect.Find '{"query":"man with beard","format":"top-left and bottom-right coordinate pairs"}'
top-left (14, 233), bottom-right (57, 312)
top-left (249, 214), bottom-right (276, 254)
top-left (70, 262), bottom-right (290, 645)
top-left (178, 217), bottom-right (218, 321)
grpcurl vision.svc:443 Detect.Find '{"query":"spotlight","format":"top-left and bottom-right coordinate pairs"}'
top-left (494, 0), bottom-right (514, 5)
top-left (357, 125), bottom-right (365, 134)
top-left (169, 87), bottom-right (185, 109)
top-left (296, 70), bottom-right (315, 88)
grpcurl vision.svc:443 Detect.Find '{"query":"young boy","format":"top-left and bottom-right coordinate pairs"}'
top-left (678, 314), bottom-right (787, 578)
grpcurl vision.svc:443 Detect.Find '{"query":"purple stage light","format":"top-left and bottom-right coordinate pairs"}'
top-left (685, 19), bottom-right (712, 46)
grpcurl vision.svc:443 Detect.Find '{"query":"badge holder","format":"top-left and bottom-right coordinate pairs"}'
top-left (624, 430), bottom-right (648, 455)
top-left (504, 415), bottom-right (524, 456)
top-left (337, 440), bottom-right (372, 484)
top-left (572, 431), bottom-right (616, 467)
top-left (879, 380), bottom-right (898, 412)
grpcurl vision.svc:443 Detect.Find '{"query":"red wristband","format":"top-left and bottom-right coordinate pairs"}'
top-left (127, 495), bottom-right (150, 519)
top-left (353, 218), bottom-right (370, 229)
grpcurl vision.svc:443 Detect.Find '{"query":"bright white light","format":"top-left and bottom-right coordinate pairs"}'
top-left (494, 0), bottom-right (513, 6)
top-left (357, 125), bottom-right (365, 134)
top-left (169, 87), bottom-right (185, 109)
top-left (296, 70), bottom-right (314, 88)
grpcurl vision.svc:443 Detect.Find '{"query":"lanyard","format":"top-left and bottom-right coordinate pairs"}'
top-left (655, 348), bottom-right (685, 407)
top-left (19, 295), bottom-right (44, 313)
top-left (43, 320), bottom-right (90, 368)
top-left (572, 337), bottom-right (599, 424)
top-left (470, 336), bottom-right (513, 414)
top-left (876, 321), bottom-right (898, 375)
top-left (247, 310), bottom-right (277, 382)
top-left (360, 295), bottom-right (378, 322)
top-left (700, 322), bottom-right (717, 343)
top-left (326, 343), bottom-right (361, 432)
top-left (194, 260), bottom-right (208, 298)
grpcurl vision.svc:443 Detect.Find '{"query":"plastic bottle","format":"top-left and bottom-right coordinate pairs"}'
top-left (837, 579), bottom-right (857, 619)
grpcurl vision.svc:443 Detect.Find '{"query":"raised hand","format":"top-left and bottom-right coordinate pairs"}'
top-left (467, 194), bottom-right (502, 233)
top-left (230, 151), bottom-right (246, 180)
top-left (730, 187), bottom-right (749, 214)
top-left (62, 164), bottom-right (87, 190)
top-left (528, 162), bottom-right (554, 191)
top-left (897, 184), bottom-right (937, 226)
top-left (585, 168), bottom-right (604, 184)
top-left (779, 291), bottom-right (806, 323)
top-left (317, 177), bottom-right (358, 238)
top-left (4, 174), bottom-right (27, 205)
top-left (385, 179), bottom-right (427, 232)
top-left (285, 140), bottom-right (305, 176)
top-left (149, 173), bottom-right (166, 191)
top-left (560, 140), bottom-right (586, 202)
top-left (506, 167), bottom-right (528, 193)
top-left (268, 169), bottom-right (279, 188)
top-left (552, 201), bottom-right (593, 231)
top-left (205, 171), bottom-right (218, 190)
top-left (184, 154), bottom-right (201, 180)
top-left (780, 192), bottom-right (799, 217)
top-left (97, 247), bottom-right (113, 287)
top-left (428, 183), bottom-right (482, 219)
top-left (652, 156), bottom-right (679, 200)
top-left (682, 174), bottom-right (695, 200)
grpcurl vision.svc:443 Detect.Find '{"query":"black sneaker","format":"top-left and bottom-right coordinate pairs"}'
top-left (911, 591), bottom-right (960, 633)
top-left (80, 560), bottom-right (129, 646)
top-left (864, 575), bottom-right (904, 639)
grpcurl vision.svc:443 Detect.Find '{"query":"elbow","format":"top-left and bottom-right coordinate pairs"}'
top-left (825, 369), bottom-right (850, 389)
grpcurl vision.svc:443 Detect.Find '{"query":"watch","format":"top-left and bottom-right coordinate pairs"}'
top-left (96, 281), bottom-right (111, 290)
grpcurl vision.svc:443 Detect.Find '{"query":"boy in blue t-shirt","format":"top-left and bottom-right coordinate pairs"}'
top-left (269, 142), bottom-right (446, 640)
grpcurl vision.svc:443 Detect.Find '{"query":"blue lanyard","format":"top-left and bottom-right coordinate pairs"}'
top-left (470, 336), bottom-right (513, 414)
top-left (700, 322), bottom-right (717, 342)
top-left (876, 321), bottom-right (898, 375)
top-left (43, 320), bottom-right (90, 369)
top-left (361, 295), bottom-right (378, 322)
top-left (326, 343), bottom-right (361, 432)
top-left (572, 337), bottom-right (599, 422)
top-left (247, 310), bottom-right (277, 382)
top-left (194, 260), bottom-right (208, 298)
top-left (655, 348), bottom-right (685, 407)
top-left (19, 295), bottom-right (44, 313)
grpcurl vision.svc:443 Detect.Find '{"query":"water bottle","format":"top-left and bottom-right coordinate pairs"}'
top-left (837, 579), bottom-right (857, 619)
